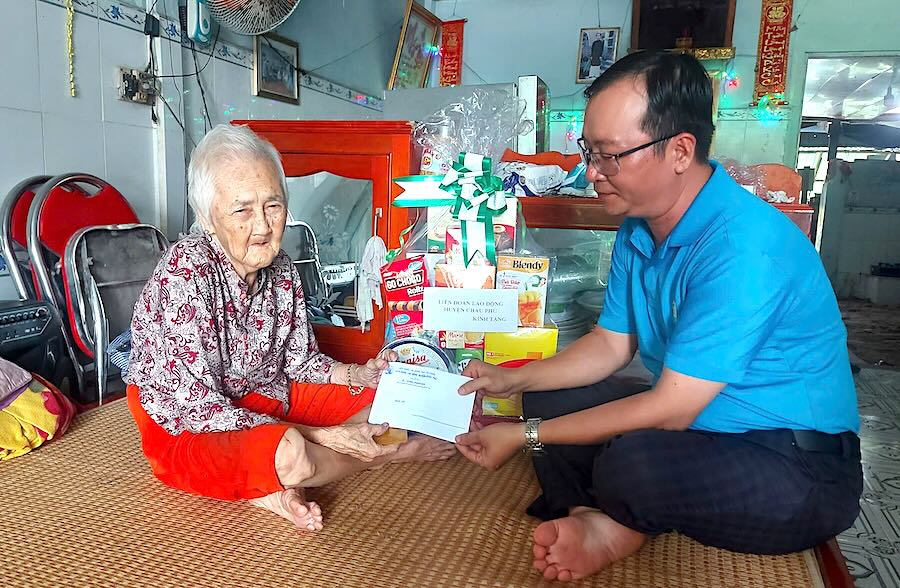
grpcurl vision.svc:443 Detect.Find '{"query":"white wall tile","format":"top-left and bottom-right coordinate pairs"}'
top-left (102, 122), bottom-right (157, 225)
top-left (711, 121), bottom-right (747, 162)
top-left (837, 240), bottom-right (863, 277)
top-left (742, 121), bottom-right (788, 165)
top-left (0, 0), bottom-right (41, 112)
top-left (248, 95), bottom-right (283, 120)
top-left (860, 240), bottom-right (883, 270)
top-left (299, 89), bottom-right (379, 120)
top-left (0, 107), bottom-right (45, 197)
top-left (42, 113), bottom-right (105, 178)
top-left (163, 130), bottom-right (188, 239)
top-left (840, 213), bottom-right (868, 241)
top-left (37, 1), bottom-right (102, 121)
top-left (181, 45), bottom-right (217, 140)
top-left (99, 19), bottom-right (154, 127)
top-left (156, 37), bottom-right (185, 124)
top-left (213, 60), bottom-right (251, 123)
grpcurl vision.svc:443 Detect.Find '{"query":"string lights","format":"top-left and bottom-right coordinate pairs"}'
top-left (756, 92), bottom-right (787, 121)
top-left (566, 115), bottom-right (578, 142)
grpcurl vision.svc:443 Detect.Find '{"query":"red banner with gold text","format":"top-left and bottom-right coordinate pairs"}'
top-left (440, 19), bottom-right (466, 87)
top-left (753, 0), bottom-right (793, 103)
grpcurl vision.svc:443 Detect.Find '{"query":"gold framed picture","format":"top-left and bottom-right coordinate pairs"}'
top-left (253, 33), bottom-right (300, 104)
top-left (631, 0), bottom-right (736, 54)
top-left (388, 0), bottom-right (441, 90)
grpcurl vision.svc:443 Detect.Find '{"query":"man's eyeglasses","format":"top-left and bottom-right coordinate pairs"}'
top-left (577, 133), bottom-right (680, 177)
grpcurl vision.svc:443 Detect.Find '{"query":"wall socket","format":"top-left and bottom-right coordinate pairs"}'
top-left (117, 67), bottom-right (155, 106)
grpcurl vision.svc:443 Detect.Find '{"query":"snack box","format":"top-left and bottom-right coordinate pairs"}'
top-left (445, 225), bottom-right (516, 266)
top-left (427, 206), bottom-right (455, 252)
top-left (382, 255), bottom-right (427, 302)
top-left (381, 255), bottom-right (428, 339)
top-left (481, 396), bottom-right (523, 418)
top-left (497, 255), bottom-right (550, 328)
top-left (482, 325), bottom-right (558, 418)
top-left (443, 197), bottom-right (518, 265)
top-left (455, 347), bottom-right (483, 373)
top-left (441, 331), bottom-right (486, 351)
top-left (434, 263), bottom-right (495, 289)
top-left (434, 263), bottom-right (495, 349)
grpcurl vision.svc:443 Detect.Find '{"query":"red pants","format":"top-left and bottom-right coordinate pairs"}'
top-left (126, 382), bottom-right (375, 501)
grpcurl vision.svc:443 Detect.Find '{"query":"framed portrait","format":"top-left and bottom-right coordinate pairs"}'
top-left (631, 0), bottom-right (736, 54)
top-left (388, 0), bottom-right (441, 90)
top-left (576, 27), bottom-right (620, 84)
top-left (253, 33), bottom-right (300, 104)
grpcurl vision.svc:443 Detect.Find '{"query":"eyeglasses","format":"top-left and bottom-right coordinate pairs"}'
top-left (577, 133), bottom-right (680, 177)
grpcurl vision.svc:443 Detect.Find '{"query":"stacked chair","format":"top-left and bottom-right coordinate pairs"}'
top-left (1, 173), bottom-right (168, 405)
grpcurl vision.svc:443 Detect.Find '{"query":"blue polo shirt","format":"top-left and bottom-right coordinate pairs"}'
top-left (599, 162), bottom-right (859, 434)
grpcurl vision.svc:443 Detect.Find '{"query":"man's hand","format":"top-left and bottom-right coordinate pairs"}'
top-left (455, 421), bottom-right (525, 471)
top-left (310, 423), bottom-right (400, 462)
top-left (458, 360), bottom-right (522, 398)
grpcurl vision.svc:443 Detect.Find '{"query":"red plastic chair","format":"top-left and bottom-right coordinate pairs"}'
top-left (26, 173), bottom-right (150, 402)
top-left (0, 175), bottom-right (52, 300)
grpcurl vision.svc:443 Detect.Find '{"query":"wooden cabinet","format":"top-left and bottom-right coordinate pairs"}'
top-left (236, 120), bottom-right (415, 365)
top-left (236, 120), bottom-right (623, 364)
top-left (519, 197), bottom-right (622, 230)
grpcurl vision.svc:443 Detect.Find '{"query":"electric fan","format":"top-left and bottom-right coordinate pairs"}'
top-left (206, 0), bottom-right (302, 35)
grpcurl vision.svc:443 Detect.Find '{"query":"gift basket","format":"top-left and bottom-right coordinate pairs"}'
top-left (379, 152), bottom-right (559, 423)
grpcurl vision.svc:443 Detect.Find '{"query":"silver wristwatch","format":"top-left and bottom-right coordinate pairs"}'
top-left (523, 418), bottom-right (545, 455)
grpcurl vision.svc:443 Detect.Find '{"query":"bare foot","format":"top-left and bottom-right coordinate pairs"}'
top-left (532, 508), bottom-right (646, 581)
top-left (393, 435), bottom-right (457, 463)
top-left (249, 488), bottom-right (324, 532)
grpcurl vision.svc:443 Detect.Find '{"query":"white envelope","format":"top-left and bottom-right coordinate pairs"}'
top-left (369, 362), bottom-right (475, 442)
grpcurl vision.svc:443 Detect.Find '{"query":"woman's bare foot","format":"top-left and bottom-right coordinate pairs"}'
top-left (249, 488), bottom-right (324, 532)
top-left (393, 435), bottom-right (457, 463)
top-left (532, 508), bottom-right (646, 581)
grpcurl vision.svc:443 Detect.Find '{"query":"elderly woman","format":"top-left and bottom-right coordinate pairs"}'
top-left (125, 124), bottom-right (454, 531)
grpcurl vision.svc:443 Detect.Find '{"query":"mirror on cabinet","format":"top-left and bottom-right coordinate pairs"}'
top-left (285, 172), bottom-right (374, 329)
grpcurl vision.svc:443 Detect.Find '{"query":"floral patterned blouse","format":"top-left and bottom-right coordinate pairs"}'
top-left (125, 233), bottom-right (335, 435)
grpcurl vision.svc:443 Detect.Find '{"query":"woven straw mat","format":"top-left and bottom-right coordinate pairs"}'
top-left (0, 400), bottom-right (823, 587)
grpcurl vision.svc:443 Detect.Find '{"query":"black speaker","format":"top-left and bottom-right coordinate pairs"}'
top-left (0, 300), bottom-right (75, 397)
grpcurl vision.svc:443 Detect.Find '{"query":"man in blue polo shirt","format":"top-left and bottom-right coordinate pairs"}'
top-left (455, 50), bottom-right (861, 582)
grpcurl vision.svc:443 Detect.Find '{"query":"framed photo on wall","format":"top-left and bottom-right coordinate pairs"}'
top-left (388, 0), bottom-right (441, 90)
top-left (253, 33), bottom-right (300, 104)
top-left (576, 27), bottom-right (620, 84)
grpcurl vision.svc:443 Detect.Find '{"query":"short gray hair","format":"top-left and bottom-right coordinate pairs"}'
top-left (187, 124), bottom-right (288, 224)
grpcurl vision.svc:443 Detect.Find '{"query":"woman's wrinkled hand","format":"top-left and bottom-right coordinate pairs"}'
top-left (313, 422), bottom-right (400, 462)
top-left (354, 349), bottom-right (399, 389)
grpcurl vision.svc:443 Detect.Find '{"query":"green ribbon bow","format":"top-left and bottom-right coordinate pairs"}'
top-left (390, 152), bottom-right (511, 266)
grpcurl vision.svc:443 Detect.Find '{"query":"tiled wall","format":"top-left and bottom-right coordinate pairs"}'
top-left (1, 0), bottom-right (384, 243)
top-left (819, 160), bottom-right (900, 298)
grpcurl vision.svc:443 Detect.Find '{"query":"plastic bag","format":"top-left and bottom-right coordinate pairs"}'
top-left (717, 158), bottom-right (766, 197)
top-left (413, 88), bottom-right (535, 177)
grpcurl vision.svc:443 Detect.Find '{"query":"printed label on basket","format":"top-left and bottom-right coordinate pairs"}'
top-left (423, 287), bottom-right (518, 333)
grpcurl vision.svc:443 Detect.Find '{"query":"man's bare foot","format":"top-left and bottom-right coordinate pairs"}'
top-left (249, 488), bottom-right (324, 532)
top-left (532, 508), bottom-right (646, 581)
top-left (393, 435), bottom-right (457, 463)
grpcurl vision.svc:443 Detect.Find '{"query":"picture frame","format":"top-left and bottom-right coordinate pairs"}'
top-left (388, 0), bottom-right (441, 90)
top-left (630, 0), bottom-right (736, 58)
top-left (576, 27), bottom-right (620, 84)
top-left (253, 33), bottom-right (300, 104)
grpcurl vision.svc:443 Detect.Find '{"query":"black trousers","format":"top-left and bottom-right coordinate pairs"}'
top-left (523, 379), bottom-right (862, 555)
